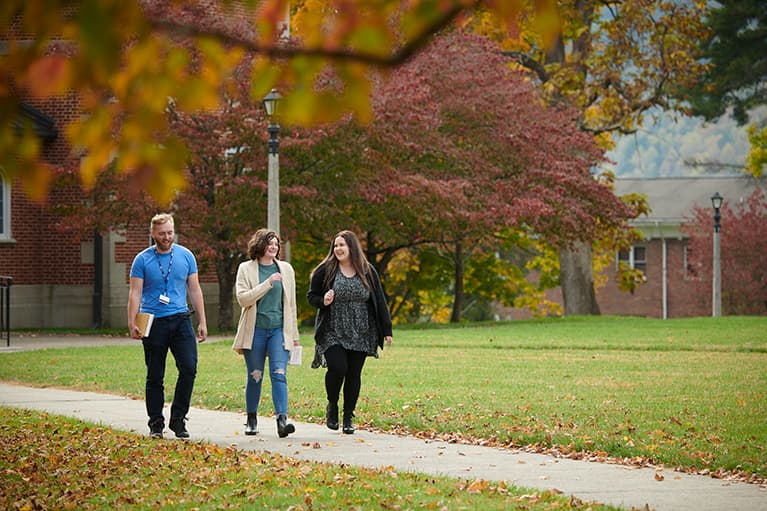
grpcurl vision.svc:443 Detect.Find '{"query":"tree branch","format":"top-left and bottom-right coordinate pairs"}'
top-left (501, 50), bottom-right (550, 83)
top-left (150, 2), bottom-right (476, 68)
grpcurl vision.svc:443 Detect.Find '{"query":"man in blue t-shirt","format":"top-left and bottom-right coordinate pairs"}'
top-left (128, 213), bottom-right (208, 439)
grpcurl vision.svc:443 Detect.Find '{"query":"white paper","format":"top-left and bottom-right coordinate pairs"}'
top-left (288, 345), bottom-right (302, 366)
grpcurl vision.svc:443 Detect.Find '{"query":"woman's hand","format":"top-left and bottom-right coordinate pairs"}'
top-left (384, 336), bottom-right (393, 347)
top-left (269, 273), bottom-right (283, 285)
top-left (323, 289), bottom-right (335, 306)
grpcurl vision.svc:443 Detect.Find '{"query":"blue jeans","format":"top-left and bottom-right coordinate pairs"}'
top-left (243, 327), bottom-right (290, 416)
top-left (142, 312), bottom-right (198, 423)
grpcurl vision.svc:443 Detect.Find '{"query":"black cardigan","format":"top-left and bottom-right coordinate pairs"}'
top-left (307, 263), bottom-right (392, 350)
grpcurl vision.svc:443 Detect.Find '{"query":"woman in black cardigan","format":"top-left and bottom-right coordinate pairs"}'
top-left (307, 230), bottom-right (393, 434)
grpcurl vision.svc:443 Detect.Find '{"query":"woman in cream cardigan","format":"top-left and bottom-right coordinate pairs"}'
top-left (232, 229), bottom-right (300, 438)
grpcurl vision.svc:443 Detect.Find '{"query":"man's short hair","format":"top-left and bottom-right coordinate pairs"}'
top-left (150, 213), bottom-right (174, 232)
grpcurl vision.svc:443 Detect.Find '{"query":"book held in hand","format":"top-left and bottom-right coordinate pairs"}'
top-left (288, 345), bottom-right (302, 366)
top-left (135, 312), bottom-right (154, 337)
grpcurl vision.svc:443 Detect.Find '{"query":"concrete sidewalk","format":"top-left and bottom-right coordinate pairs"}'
top-left (0, 333), bottom-right (231, 352)
top-left (1, 383), bottom-right (765, 511)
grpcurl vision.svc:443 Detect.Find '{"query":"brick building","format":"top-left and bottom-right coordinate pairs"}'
top-left (495, 175), bottom-right (764, 320)
top-left (0, 107), bottom-right (224, 329)
top-left (596, 176), bottom-right (763, 318)
top-left (1, 1), bottom-right (291, 330)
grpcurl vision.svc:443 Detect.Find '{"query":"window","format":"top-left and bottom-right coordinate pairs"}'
top-left (617, 245), bottom-right (647, 273)
top-left (0, 173), bottom-right (10, 241)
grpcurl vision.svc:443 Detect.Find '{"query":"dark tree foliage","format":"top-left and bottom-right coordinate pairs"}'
top-left (684, 0), bottom-right (767, 124)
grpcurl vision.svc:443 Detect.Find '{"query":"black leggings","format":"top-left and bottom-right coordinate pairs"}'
top-left (324, 345), bottom-right (367, 416)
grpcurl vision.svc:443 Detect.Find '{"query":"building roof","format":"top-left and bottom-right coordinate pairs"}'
top-left (614, 175), bottom-right (765, 238)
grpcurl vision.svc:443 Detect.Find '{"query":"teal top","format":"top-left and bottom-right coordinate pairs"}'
top-left (256, 262), bottom-right (283, 328)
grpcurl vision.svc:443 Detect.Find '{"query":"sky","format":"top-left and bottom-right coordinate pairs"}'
top-left (604, 107), bottom-right (766, 178)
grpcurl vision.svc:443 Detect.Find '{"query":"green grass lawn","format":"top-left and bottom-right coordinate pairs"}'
top-left (2, 315), bottom-right (765, 482)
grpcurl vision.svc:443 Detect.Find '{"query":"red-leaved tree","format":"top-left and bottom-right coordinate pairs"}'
top-left (683, 187), bottom-right (767, 315)
top-left (53, 54), bottom-right (314, 330)
top-left (284, 30), bottom-right (636, 320)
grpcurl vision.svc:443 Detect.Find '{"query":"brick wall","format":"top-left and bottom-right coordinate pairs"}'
top-left (596, 238), bottom-right (709, 318)
top-left (1, 1), bottom-right (262, 327)
top-left (0, 94), bottom-right (92, 286)
top-left (493, 236), bottom-right (711, 320)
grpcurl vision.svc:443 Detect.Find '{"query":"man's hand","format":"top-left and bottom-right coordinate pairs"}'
top-left (129, 324), bottom-right (142, 340)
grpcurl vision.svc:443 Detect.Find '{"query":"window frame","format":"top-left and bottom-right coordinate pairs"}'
top-left (617, 245), bottom-right (647, 273)
top-left (0, 173), bottom-right (10, 241)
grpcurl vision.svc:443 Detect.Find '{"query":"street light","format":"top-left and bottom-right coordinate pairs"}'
top-left (262, 88), bottom-right (281, 235)
top-left (711, 192), bottom-right (723, 317)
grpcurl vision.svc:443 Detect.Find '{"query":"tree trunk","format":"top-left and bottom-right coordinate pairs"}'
top-left (544, 5), bottom-right (600, 318)
top-left (559, 241), bottom-right (601, 316)
top-left (450, 241), bottom-right (464, 323)
top-left (216, 260), bottom-right (237, 331)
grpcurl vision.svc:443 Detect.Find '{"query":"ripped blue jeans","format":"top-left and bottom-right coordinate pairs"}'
top-left (243, 327), bottom-right (289, 416)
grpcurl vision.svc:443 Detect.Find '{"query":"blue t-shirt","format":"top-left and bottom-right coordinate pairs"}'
top-left (129, 244), bottom-right (198, 318)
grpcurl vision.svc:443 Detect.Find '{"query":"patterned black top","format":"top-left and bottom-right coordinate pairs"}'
top-left (320, 270), bottom-right (378, 356)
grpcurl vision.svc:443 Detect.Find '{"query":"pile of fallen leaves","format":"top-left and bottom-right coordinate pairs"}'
top-left (1, 407), bottom-right (630, 511)
top-left (1, 410), bottom-right (253, 510)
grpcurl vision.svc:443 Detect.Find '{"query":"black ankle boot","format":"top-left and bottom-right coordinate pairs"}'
top-left (245, 412), bottom-right (257, 436)
top-left (342, 412), bottom-right (355, 434)
top-left (148, 417), bottom-right (164, 439)
top-left (276, 414), bottom-right (295, 438)
top-left (326, 402), bottom-right (339, 430)
top-left (169, 416), bottom-right (190, 439)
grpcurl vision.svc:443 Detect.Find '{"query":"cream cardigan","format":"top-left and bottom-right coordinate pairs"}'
top-left (231, 259), bottom-right (300, 354)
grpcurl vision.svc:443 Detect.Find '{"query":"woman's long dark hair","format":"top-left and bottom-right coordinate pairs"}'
top-left (311, 230), bottom-right (372, 291)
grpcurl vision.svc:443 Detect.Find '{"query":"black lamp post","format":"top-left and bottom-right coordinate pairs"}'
top-left (262, 88), bottom-right (281, 235)
top-left (710, 192), bottom-right (723, 317)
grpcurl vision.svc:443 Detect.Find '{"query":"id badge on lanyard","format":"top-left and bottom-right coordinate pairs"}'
top-left (157, 249), bottom-right (174, 305)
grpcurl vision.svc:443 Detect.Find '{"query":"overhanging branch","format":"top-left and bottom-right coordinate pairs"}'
top-left (150, 2), bottom-right (477, 68)
top-left (501, 50), bottom-right (550, 83)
